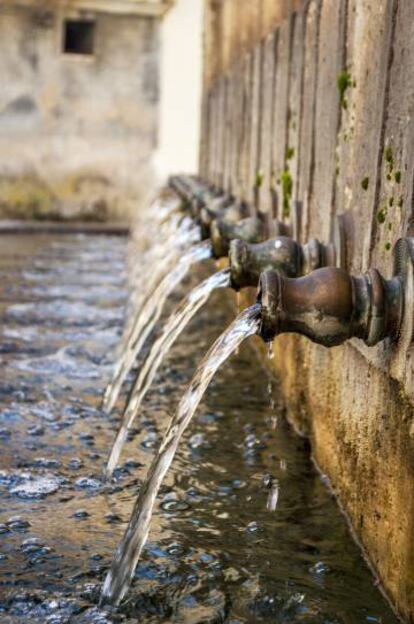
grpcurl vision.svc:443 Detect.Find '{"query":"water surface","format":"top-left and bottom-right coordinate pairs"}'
top-left (0, 234), bottom-right (398, 623)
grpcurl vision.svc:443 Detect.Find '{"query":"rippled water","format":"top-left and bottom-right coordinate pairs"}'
top-left (0, 233), bottom-right (398, 623)
top-left (101, 304), bottom-right (261, 605)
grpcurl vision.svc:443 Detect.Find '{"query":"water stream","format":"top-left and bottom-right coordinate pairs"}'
top-left (0, 232), bottom-right (399, 623)
top-left (101, 305), bottom-right (261, 605)
top-left (102, 215), bottom-right (200, 411)
top-left (102, 241), bottom-right (212, 414)
top-left (106, 269), bottom-right (231, 477)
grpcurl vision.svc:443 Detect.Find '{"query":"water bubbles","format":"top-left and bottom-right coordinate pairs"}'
top-left (10, 474), bottom-right (64, 499)
top-left (140, 431), bottom-right (158, 450)
top-left (160, 493), bottom-right (191, 513)
top-left (309, 561), bottom-right (330, 575)
top-left (68, 457), bottom-right (83, 470)
top-left (27, 424), bottom-right (45, 436)
top-left (7, 516), bottom-right (31, 531)
top-left (166, 542), bottom-right (185, 557)
top-left (284, 592), bottom-right (305, 611)
top-left (34, 457), bottom-right (61, 469)
top-left (246, 521), bottom-right (260, 533)
top-left (75, 477), bottom-right (102, 490)
top-left (123, 458), bottom-right (141, 470)
top-left (73, 509), bottom-right (90, 519)
top-left (78, 432), bottom-right (95, 446)
top-left (20, 537), bottom-right (47, 554)
top-left (104, 512), bottom-right (123, 524)
top-left (188, 432), bottom-right (205, 449)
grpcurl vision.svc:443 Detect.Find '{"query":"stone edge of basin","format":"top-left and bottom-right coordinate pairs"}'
top-left (0, 219), bottom-right (130, 236)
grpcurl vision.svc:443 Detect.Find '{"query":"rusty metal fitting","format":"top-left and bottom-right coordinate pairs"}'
top-left (257, 262), bottom-right (404, 347)
top-left (199, 199), bottom-right (249, 239)
top-left (229, 237), bottom-right (335, 290)
top-left (210, 217), bottom-right (267, 258)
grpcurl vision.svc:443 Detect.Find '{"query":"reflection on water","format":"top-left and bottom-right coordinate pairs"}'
top-left (0, 234), bottom-right (398, 623)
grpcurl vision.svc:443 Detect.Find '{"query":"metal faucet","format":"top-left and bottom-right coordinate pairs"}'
top-left (229, 237), bottom-right (336, 289)
top-left (256, 238), bottom-right (414, 348)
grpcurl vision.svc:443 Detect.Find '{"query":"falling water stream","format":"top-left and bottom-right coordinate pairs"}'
top-left (102, 214), bottom-right (201, 411)
top-left (0, 232), bottom-right (399, 623)
top-left (102, 241), bottom-right (212, 414)
top-left (101, 305), bottom-right (261, 605)
top-left (106, 269), bottom-right (231, 477)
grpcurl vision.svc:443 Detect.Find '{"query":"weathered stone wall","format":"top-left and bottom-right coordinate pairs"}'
top-left (200, 0), bottom-right (414, 620)
top-left (0, 1), bottom-right (160, 221)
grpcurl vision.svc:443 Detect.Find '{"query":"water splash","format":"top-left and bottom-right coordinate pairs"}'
top-left (102, 241), bottom-right (212, 413)
top-left (105, 269), bottom-right (231, 477)
top-left (100, 304), bottom-right (261, 606)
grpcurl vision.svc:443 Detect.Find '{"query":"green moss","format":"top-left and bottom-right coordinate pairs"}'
top-left (385, 242), bottom-right (391, 251)
top-left (385, 146), bottom-right (393, 165)
top-left (389, 196), bottom-right (394, 207)
top-left (280, 169), bottom-right (293, 218)
top-left (377, 207), bottom-right (387, 224)
top-left (398, 196), bottom-right (404, 208)
top-left (285, 146), bottom-right (295, 161)
top-left (361, 177), bottom-right (369, 191)
top-left (255, 171), bottom-right (264, 188)
top-left (337, 71), bottom-right (353, 109)
top-left (384, 145), bottom-right (394, 176)
top-left (395, 170), bottom-right (401, 184)
top-left (388, 222), bottom-right (393, 231)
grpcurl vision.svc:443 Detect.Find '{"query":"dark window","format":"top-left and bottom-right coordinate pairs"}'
top-left (63, 20), bottom-right (95, 56)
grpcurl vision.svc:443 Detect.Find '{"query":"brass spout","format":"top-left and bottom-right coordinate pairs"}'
top-left (210, 217), bottom-right (267, 258)
top-left (199, 199), bottom-right (249, 239)
top-left (230, 237), bottom-right (336, 290)
top-left (257, 262), bottom-right (404, 347)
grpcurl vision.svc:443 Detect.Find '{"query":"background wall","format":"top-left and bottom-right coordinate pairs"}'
top-left (154, 0), bottom-right (203, 178)
top-left (0, 2), bottom-right (160, 221)
top-left (200, 0), bottom-right (414, 621)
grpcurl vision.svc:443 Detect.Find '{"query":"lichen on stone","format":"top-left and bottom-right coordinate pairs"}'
top-left (337, 70), bottom-right (353, 110)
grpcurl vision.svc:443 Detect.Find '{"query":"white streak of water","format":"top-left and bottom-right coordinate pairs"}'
top-left (100, 304), bottom-right (261, 606)
top-left (105, 269), bottom-right (231, 476)
top-left (102, 240), bottom-right (211, 413)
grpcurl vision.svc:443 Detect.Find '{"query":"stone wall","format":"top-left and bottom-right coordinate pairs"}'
top-left (200, 0), bottom-right (414, 620)
top-left (0, 1), bottom-right (160, 221)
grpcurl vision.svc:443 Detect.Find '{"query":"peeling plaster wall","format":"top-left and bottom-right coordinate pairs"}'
top-left (0, 3), bottom-right (160, 221)
top-left (201, 0), bottom-right (414, 621)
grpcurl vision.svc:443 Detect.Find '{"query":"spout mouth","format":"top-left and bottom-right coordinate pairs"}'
top-left (256, 270), bottom-right (282, 343)
top-left (211, 216), bottom-right (267, 259)
top-left (229, 239), bottom-right (253, 289)
top-left (200, 207), bottom-right (215, 239)
top-left (211, 220), bottom-right (230, 258)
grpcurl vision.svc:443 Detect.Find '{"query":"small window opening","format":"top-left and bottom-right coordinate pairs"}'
top-left (63, 20), bottom-right (95, 56)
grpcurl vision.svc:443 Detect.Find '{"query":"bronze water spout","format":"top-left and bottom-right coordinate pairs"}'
top-left (256, 237), bottom-right (414, 348)
top-left (229, 237), bottom-right (336, 289)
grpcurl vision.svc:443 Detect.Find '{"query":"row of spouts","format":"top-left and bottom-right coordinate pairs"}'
top-left (170, 174), bottom-right (413, 349)
top-left (98, 175), bottom-right (413, 607)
